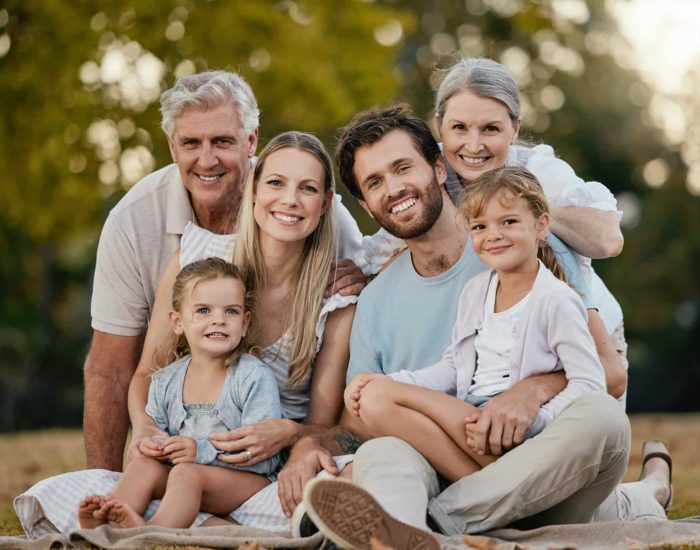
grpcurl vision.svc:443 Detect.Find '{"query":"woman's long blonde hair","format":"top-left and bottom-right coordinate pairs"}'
top-left (460, 166), bottom-right (568, 283)
top-left (233, 131), bottom-right (336, 386)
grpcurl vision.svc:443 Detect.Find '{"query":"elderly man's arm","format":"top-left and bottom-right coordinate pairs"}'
top-left (83, 331), bottom-right (142, 471)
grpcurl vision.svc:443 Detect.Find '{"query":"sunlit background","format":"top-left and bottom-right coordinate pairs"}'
top-left (1, 0), bottom-right (699, 430)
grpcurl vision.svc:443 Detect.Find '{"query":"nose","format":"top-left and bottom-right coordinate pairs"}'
top-left (280, 185), bottom-right (299, 206)
top-left (198, 143), bottom-right (219, 169)
top-left (463, 130), bottom-right (483, 154)
top-left (385, 174), bottom-right (407, 198)
top-left (485, 225), bottom-right (502, 241)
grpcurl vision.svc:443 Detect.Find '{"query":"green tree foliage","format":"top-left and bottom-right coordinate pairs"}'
top-left (0, 0), bottom-right (698, 429)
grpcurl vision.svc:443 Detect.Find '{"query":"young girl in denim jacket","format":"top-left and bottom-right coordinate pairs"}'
top-left (78, 257), bottom-right (281, 528)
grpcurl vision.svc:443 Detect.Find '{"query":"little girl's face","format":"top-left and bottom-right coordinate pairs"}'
top-left (171, 276), bottom-right (251, 360)
top-left (468, 192), bottom-right (548, 274)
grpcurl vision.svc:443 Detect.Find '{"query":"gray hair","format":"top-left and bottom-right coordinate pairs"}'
top-left (435, 58), bottom-right (520, 126)
top-left (160, 70), bottom-right (260, 137)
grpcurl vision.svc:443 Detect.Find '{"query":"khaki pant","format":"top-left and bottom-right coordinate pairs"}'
top-left (354, 393), bottom-right (633, 535)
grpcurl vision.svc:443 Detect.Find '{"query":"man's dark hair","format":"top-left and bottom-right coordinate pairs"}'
top-left (335, 103), bottom-right (441, 199)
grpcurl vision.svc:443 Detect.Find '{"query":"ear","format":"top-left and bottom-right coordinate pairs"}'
top-left (170, 310), bottom-right (184, 335)
top-left (434, 154), bottom-right (448, 185)
top-left (247, 128), bottom-right (259, 158)
top-left (512, 116), bottom-right (523, 144)
top-left (358, 198), bottom-right (375, 220)
top-left (241, 310), bottom-right (252, 337)
top-left (320, 190), bottom-right (333, 216)
top-left (167, 135), bottom-right (177, 163)
top-left (536, 212), bottom-right (549, 241)
top-left (434, 113), bottom-right (443, 137)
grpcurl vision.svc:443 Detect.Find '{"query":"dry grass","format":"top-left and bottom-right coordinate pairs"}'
top-left (1, 415), bottom-right (699, 543)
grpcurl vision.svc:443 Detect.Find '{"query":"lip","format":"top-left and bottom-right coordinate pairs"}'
top-left (484, 245), bottom-right (510, 254)
top-left (272, 211), bottom-right (304, 224)
top-left (456, 153), bottom-right (491, 168)
top-left (193, 172), bottom-right (226, 183)
top-left (205, 331), bottom-right (229, 339)
top-left (389, 196), bottom-right (417, 215)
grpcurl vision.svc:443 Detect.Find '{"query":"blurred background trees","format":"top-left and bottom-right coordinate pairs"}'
top-left (0, 0), bottom-right (698, 431)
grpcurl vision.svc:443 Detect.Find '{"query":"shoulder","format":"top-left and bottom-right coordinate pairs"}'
top-left (180, 223), bottom-right (237, 267)
top-left (534, 264), bottom-right (585, 312)
top-left (230, 353), bottom-right (276, 382)
top-left (355, 250), bottom-right (410, 308)
top-left (152, 355), bottom-right (190, 385)
top-left (109, 165), bottom-right (181, 215)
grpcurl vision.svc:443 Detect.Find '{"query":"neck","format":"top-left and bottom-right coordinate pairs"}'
top-left (189, 352), bottom-right (229, 372)
top-left (496, 257), bottom-right (540, 293)
top-left (192, 190), bottom-right (242, 235)
top-left (259, 234), bottom-right (304, 289)
top-left (404, 193), bottom-right (468, 277)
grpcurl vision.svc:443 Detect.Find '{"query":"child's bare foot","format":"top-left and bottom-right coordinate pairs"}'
top-left (78, 495), bottom-right (108, 529)
top-left (105, 498), bottom-right (146, 528)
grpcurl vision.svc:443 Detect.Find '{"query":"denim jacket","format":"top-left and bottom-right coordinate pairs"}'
top-left (146, 353), bottom-right (282, 476)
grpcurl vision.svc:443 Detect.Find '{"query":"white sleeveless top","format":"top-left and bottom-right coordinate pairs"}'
top-left (180, 222), bottom-right (357, 420)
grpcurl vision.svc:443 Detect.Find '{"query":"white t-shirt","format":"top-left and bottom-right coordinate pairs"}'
top-left (470, 273), bottom-right (531, 397)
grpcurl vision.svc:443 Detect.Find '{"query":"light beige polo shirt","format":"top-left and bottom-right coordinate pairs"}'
top-left (91, 164), bottom-right (193, 336)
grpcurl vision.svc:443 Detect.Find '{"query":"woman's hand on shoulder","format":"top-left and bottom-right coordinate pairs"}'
top-left (209, 418), bottom-right (298, 466)
top-left (277, 436), bottom-right (338, 517)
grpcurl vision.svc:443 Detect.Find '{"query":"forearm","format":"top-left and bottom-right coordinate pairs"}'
top-left (588, 310), bottom-right (628, 398)
top-left (128, 369), bottom-right (158, 433)
top-left (296, 411), bottom-right (370, 457)
top-left (511, 371), bottom-right (567, 407)
top-left (550, 207), bottom-right (623, 259)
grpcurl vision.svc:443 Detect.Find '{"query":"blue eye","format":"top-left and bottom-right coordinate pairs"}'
top-left (225, 308), bottom-right (239, 315)
top-left (195, 307), bottom-right (210, 314)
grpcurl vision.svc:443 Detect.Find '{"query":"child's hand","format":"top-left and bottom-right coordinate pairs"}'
top-left (343, 373), bottom-right (385, 417)
top-left (161, 436), bottom-right (196, 464)
top-left (465, 410), bottom-right (481, 454)
top-left (138, 435), bottom-right (167, 460)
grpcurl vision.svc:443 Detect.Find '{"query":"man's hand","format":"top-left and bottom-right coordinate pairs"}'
top-left (466, 388), bottom-right (540, 456)
top-left (325, 259), bottom-right (368, 297)
top-left (344, 373), bottom-right (385, 416)
top-left (161, 435), bottom-right (196, 464)
top-left (277, 436), bottom-right (338, 517)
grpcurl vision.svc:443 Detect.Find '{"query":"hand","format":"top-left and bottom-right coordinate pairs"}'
top-left (137, 435), bottom-right (168, 460)
top-left (344, 373), bottom-right (385, 416)
top-left (325, 259), bottom-right (368, 297)
top-left (277, 437), bottom-right (339, 517)
top-left (209, 418), bottom-right (296, 466)
top-left (466, 386), bottom-right (540, 456)
top-left (127, 427), bottom-right (168, 461)
top-left (161, 435), bottom-right (196, 464)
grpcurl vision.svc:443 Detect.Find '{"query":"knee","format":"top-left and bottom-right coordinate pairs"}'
top-left (354, 437), bottom-right (435, 485)
top-left (562, 393), bottom-right (631, 455)
top-left (168, 462), bottom-right (201, 485)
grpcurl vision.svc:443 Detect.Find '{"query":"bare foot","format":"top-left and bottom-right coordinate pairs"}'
top-left (104, 498), bottom-right (146, 528)
top-left (78, 495), bottom-right (108, 529)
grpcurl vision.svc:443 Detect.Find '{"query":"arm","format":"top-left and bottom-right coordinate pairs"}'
top-left (277, 305), bottom-right (356, 515)
top-left (126, 252), bottom-right (182, 459)
top-left (587, 309), bottom-right (628, 399)
top-left (83, 331), bottom-right (142, 471)
top-left (549, 207), bottom-right (623, 259)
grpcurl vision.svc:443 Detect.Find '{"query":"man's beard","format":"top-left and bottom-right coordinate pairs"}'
top-left (373, 178), bottom-right (443, 240)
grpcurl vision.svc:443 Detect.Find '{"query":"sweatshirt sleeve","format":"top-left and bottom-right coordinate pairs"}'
top-left (536, 290), bottom-right (607, 427)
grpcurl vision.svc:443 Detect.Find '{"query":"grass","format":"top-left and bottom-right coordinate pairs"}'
top-left (1, 415), bottom-right (699, 545)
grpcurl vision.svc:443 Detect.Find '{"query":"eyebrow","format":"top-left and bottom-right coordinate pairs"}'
top-left (361, 157), bottom-right (414, 187)
top-left (177, 133), bottom-right (239, 144)
top-left (192, 302), bottom-right (244, 308)
top-left (265, 172), bottom-right (321, 184)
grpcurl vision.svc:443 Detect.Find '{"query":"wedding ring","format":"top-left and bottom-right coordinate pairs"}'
top-left (244, 449), bottom-right (253, 461)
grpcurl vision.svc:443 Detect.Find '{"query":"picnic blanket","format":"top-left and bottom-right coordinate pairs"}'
top-left (2, 518), bottom-right (700, 549)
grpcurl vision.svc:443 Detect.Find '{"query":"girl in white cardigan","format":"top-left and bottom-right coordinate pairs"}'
top-left (344, 166), bottom-right (606, 482)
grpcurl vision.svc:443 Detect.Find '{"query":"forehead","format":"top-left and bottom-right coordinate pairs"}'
top-left (173, 103), bottom-right (244, 137)
top-left (444, 91), bottom-right (511, 122)
top-left (261, 147), bottom-right (325, 181)
top-left (353, 129), bottom-right (426, 180)
top-left (186, 276), bottom-right (245, 301)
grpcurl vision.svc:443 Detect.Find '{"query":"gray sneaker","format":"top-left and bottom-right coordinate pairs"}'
top-left (303, 478), bottom-right (440, 550)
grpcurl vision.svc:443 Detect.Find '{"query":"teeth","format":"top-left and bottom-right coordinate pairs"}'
top-left (206, 332), bottom-right (227, 338)
top-left (391, 198), bottom-right (416, 214)
top-left (459, 156), bottom-right (487, 166)
top-left (197, 174), bottom-right (222, 182)
top-left (274, 212), bottom-right (302, 223)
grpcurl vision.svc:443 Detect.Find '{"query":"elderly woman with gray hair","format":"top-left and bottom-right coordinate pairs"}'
top-left (431, 56), bottom-right (671, 522)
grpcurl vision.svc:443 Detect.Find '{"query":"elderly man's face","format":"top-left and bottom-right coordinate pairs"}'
top-left (167, 103), bottom-right (258, 224)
